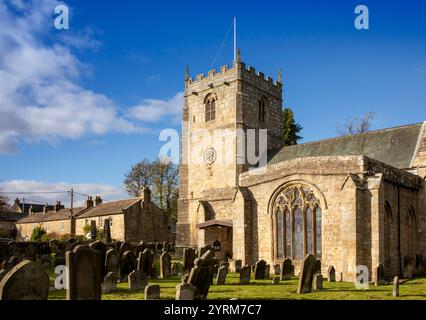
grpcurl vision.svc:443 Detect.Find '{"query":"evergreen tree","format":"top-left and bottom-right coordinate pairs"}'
top-left (282, 108), bottom-right (302, 145)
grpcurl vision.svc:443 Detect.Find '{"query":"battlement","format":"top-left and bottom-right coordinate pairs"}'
top-left (187, 64), bottom-right (233, 85)
top-left (243, 64), bottom-right (282, 88)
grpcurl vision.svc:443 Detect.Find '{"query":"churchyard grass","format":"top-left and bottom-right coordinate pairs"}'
top-left (47, 271), bottom-right (426, 300)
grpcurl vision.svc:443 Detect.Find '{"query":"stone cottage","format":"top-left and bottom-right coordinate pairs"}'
top-left (177, 52), bottom-right (426, 281)
top-left (16, 187), bottom-right (176, 242)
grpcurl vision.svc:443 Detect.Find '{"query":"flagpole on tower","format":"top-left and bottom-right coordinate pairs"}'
top-left (233, 17), bottom-right (237, 62)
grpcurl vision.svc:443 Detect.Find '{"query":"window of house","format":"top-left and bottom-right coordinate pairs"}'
top-left (272, 185), bottom-right (322, 260)
top-left (205, 94), bottom-right (216, 122)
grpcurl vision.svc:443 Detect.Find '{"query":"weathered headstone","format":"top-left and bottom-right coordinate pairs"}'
top-left (280, 258), bottom-right (292, 280)
top-left (128, 270), bottom-right (148, 292)
top-left (183, 248), bottom-right (196, 273)
top-left (137, 249), bottom-right (154, 277)
top-left (181, 274), bottom-right (189, 283)
top-left (39, 254), bottom-right (51, 269)
top-left (216, 266), bottom-right (228, 285)
top-left (0, 260), bottom-right (49, 300)
top-left (327, 265), bottom-right (336, 282)
top-left (254, 260), bottom-right (267, 280)
top-left (105, 249), bottom-right (119, 274)
top-left (339, 272), bottom-right (343, 282)
top-left (171, 262), bottom-right (179, 276)
top-left (313, 274), bottom-right (323, 290)
top-left (314, 259), bottom-right (321, 275)
top-left (90, 220), bottom-right (97, 240)
top-left (272, 276), bottom-right (280, 285)
top-left (188, 249), bottom-right (215, 299)
top-left (160, 251), bottom-right (172, 278)
top-left (274, 264), bottom-right (280, 276)
top-left (297, 254), bottom-right (315, 294)
top-left (144, 284), bottom-right (160, 300)
top-left (89, 240), bottom-right (107, 279)
top-left (374, 264), bottom-right (386, 285)
top-left (119, 241), bottom-right (133, 258)
top-left (239, 266), bottom-right (251, 285)
top-left (229, 259), bottom-right (242, 273)
top-left (175, 282), bottom-right (196, 300)
top-left (264, 264), bottom-right (270, 279)
top-left (198, 245), bottom-right (213, 258)
top-left (393, 276), bottom-right (399, 297)
top-left (120, 250), bottom-right (137, 281)
top-left (66, 245), bottom-right (102, 300)
top-left (103, 218), bottom-right (112, 243)
top-left (0, 269), bottom-right (7, 282)
top-left (102, 272), bottom-right (117, 294)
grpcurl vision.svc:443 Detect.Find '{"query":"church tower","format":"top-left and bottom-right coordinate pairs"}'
top-left (177, 52), bottom-right (284, 253)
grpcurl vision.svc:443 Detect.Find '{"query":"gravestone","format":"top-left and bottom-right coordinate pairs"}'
top-left (264, 264), bottom-right (270, 278)
top-left (105, 249), bottom-right (119, 274)
top-left (239, 266), bottom-right (251, 285)
top-left (181, 274), bottom-right (189, 283)
top-left (280, 258), bottom-right (292, 280)
top-left (102, 272), bottom-right (117, 294)
top-left (183, 248), bottom-right (196, 273)
top-left (327, 266), bottom-right (336, 282)
top-left (66, 245), bottom-right (102, 300)
top-left (314, 259), bottom-right (321, 275)
top-left (171, 262), bottom-right (179, 276)
top-left (274, 264), bottom-right (280, 276)
top-left (119, 241), bottom-right (133, 258)
top-left (90, 220), bottom-right (97, 240)
top-left (272, 276), bottom-right (280, 285)
top-left (393, 276), bottom-right (399, 297)
top-left (144, 284), bottom-right (160, 300)
top-left (216, 266), bottom-right (228, 285)
top-left (374, 264), bottom-right (386, 285)
top-left (219, 261), bottom-right (230, 269)
top-left (120, 251), bottom-right (137, 281)
top-left (54, 252), bottom-right (65, 266)
top-left (197, 245), bottom-right (213, 258)
top-left (40, 254), bottom-right (51, 269)
top-left (297, 254), bottom-right (315, 294)
top-left (89, 240), bottom-right (107, 279)
top-left (313, 274), bottom-right (323, 290)
top-left (254, 260), bottom-right (267, 280)
top-left (188, 249), bottom-right (215, 299)
top-left (0, 260), bottom-right (49, 300)
top-left (128, 270), bottom-right (148, 292)
top-left (175, 282), bottom-right (196, 300)
top-left (137, 249), bottom-right (154, 277)
top-left (5, 256), bottom-right (20, 271)
top-left (0, 269), bottom-right (7, 282)
top-left (103, 218), bottom-right (112, 243)
top-left (160, 251), bottom-right (172, 278)
top-left (229, 259), bottom-right (242, 273)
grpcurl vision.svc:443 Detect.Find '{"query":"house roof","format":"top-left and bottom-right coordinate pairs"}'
top-left (268, 123), bottom-right (424, 169)
top-left (76, 198), bottom-right (141, 219)
top-left (0, 211), bottom-right (26, 222)
top-left (17, 207), bottom-right (85, 224)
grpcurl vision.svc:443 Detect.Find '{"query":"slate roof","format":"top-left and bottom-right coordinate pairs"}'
top-left (76, 198), bottom-right (141, 218)
top-left (268, 123), bottom-right (424, 169)
top-left (0, 211), bottom-right (27, 222)
top-left (17, 207), bottom-right (85, 224)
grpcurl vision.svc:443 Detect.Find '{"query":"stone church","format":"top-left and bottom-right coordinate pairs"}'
top-left (177, 52), bottom-right (426, 281)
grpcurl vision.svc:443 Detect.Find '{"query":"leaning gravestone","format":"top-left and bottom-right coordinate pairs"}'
top-left (160, 251), bottom-right (172, 278)
top-left (102, 272), bottom-right (117, 294)
top-left (128, 270), bottom-right (148, 292)
top-left (254, 260), bottom-right (267, 280)
top-left (314, 259), bottom-right (321, 275)
top-left (327, 265), bottom-right (336, 282)
top-left (239, 266), bottom-right (251, 285)
top-left (144, 284), bottom-right (160, 300)
top-left (66, 245), bottom-right (102, 300)
top-left (120, 251), bottom-right (137, 281)
top-left (229, 259), bottom-right (242, 273)
top-left (0, 260), bottom-right (49, 300)
top-left (264, 264), bottom-right (270, 279)
top-left (89, 240), bottom-right (107, 279)
top-left (216, 266), bottom-right (228, 285)
top-left (137, 249), bottom-right (154, 276)
top-left (393, 276), bottom-right (399, 297)
top-left (105, 249), bottom-right (119, 274)
top-left (274, 264), bottom-right (280, 276)
top-left (313, 274), bottom-right (323, 290)
top-left (198, 245), bottom-right (213, 258)
top-left (103, 218), bottom-right (112, 243)
top-left (280, 258), bottom-right (292, 280)
top-left (90, 220), bottom-right (97, 240)
top-left (175, 282), bottom-right (196, 300)
top-left (297, 254), bottom-right (315, 294)
top-left (374, 264), bottom-right (386, 285)
top-left (183, 248), bottom-right (196, 273)
top-left (188, 249), bottom-right (215, 300)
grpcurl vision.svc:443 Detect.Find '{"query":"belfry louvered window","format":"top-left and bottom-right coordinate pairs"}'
top-left (205, 94), bottom-right (216, 122)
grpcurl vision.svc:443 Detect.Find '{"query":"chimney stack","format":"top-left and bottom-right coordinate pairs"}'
top-left (53, 200), bottom-right (64, 213)
top-left (43, 203), bottom-right (49, 214)
top-left (94, 196), bottom-right (102, 206)
top-left (29, 205), bottom-right (33, 215)
top-left (86, 196), bottom-right (94, 208)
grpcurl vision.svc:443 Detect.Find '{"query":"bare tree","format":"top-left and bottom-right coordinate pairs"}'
top-left (123, 159), bottom-right (154, 197)
top-left (0, 193), bottom-right (10, 211)
top-left (338, 112), bottom-right (375, 136)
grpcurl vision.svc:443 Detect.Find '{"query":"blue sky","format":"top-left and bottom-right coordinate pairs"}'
top-left (0, 0), bottom-right (425, 205)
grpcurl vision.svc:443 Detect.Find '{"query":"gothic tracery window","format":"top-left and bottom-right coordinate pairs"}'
top-left (205, 94), bottom-right (216, 122)
top-left (273, 185), bottom-right (322, 260)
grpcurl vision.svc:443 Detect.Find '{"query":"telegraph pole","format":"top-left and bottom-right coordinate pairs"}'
top-left (70, 188), bottom-right (75, 236)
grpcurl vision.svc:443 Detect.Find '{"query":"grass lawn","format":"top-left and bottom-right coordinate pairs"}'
top-left (48, 272), bottom-right (426, 300)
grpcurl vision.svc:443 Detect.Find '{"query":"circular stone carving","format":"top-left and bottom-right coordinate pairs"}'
top-left (204, 147), bottom-right (217, 165)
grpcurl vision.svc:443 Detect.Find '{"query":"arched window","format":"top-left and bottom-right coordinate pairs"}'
top-left (205, 94), bottom-right (216, 122)
top-left (258, 96), bottom-right (267, 122)
top-left (384, 202), bottom-right (393, 268)
top-left (272, 184), bottom-right (322, 260)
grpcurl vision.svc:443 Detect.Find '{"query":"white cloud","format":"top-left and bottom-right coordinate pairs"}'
top-left (0, 180), bottom-right (129, 207)
top-left (0, 0), bottom-right (143, 154)
top-left (128, 92), bottom-right (183, 123)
